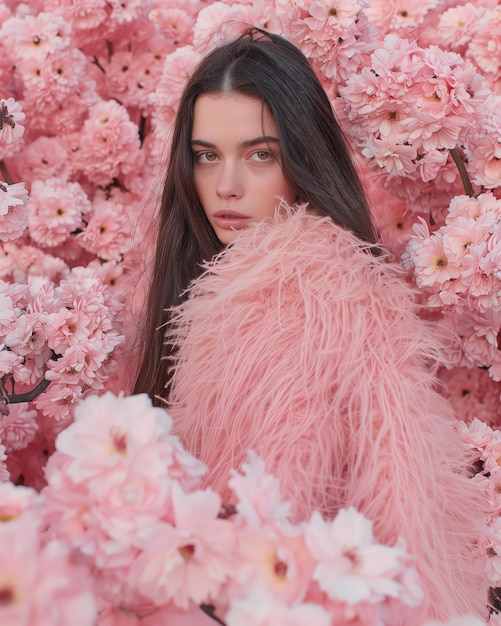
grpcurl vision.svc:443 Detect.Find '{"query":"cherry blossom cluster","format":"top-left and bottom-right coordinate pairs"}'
top-left (0, 261), bottom-right (124, 486)
top-left (402, 193), bottom-right (501, 380)
top-left (41, 392), bottom-right (421, 625)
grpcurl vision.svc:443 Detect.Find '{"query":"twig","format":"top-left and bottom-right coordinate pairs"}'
top-left (200, 605), bottom-right (226, 625)
top-left (0, 159), bottom-right (13, 185)
top-left (450, 147), bottom-right (475, 198)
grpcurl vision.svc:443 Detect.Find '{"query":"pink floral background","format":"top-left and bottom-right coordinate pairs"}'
top-left (1, 0), bottom-right (501, 624)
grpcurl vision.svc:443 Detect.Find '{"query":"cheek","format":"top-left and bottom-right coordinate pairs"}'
top-left (192, 170), bottom-right (209, 205)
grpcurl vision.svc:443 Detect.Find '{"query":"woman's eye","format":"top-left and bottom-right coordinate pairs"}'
top-left (252, 150), bottom-right (272, 161)
top-left (198, 152), bottom-right (218, 163)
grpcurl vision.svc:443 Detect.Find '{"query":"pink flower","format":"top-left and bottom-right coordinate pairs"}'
top-left (361, 136), bottom-right (417, 176)
top-left (229, 524), bottom-right (313, 605)
top-left (467, 6), bottom-right (501, 77)
top-left (0, 181), bottom-right (28, 217)
top-left (0, 343), bottom-right (23, 378)
top-left (305, 0), bottom-right (360, 34)
top-left (76, 100), bottom-right (142, 187)
top-left (366, 0), bottom-right (438, 34)
top-left (15, 136), bottom-right (70, 185)
top-left (229, 451), bottom-right (292, 526)
top-left (151, 45), bottom-right (201, 111)
top-left (33, 382), bottom-right (83, 422)
top-left (411, 230), bottom-right (462, 289)
top-left (54, 392), bottom-right (174, 482)
top-left (27, 178), bottom-right (91, 248)
top-left (129, 482), bottom-right (235, 608)
top-left (148, 7), bottom-right (195, 48)
top-left (77, 196), bottom-right (133, 261)
top-left (436, 4), bottom-right (486, 52)
top-left (0, 403), bottom-right (39, 451)
top-left (305, 508), bottom-right (409, 605)
top-left (0, 12), bottom-right (70, 63)
top-left (0, 97), bottom-right (25, 144)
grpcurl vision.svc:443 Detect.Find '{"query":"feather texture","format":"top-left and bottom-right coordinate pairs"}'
top-left (168, 207), bottom-right (488, 622)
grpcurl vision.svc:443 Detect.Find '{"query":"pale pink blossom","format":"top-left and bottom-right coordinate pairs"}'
top-left (0, 403), bottom-right (39, 451)
top-left (148, 8), bottom-right (194, 48)
top-left (86, 461), bottom-right (172, 551)
top-left (467, 7), bottom-right (501, 78)
top-left (77, 197), bottom-right (133, 261)
top-left (229, 524), bottom-right (313, 605)
top-left (304, 0), bottom-right (360, 34)
top-left (104, 46), bottom-right (166, 111)
top-left (4, 312), bottom-right (48, 358)
top-left (361, 136), bottom-right (418, 176)
top-left (15, 135), bottom-right (70, 184)
top-left (76, 100), bottom-right (142, 187)
top-left (458, 417), bottom-right (499, 452)
top-left (0, 181), bottom-right (28, 217)
top-left (107, 0), bottom-right (144, 28)
top-left (0, 343), bottom-right (23, 377)
top-left (33, 382), bottom-right (83, 421)
top-left (151, 45), bottom-right (201, 111)
top-left (435, 4), bottom-right (486, 52)
top-left (129, 482), bottom-right (235, 608)
top-left (305, 508), bottom-right (409, 604)
top-left (54, 392), bottom-right (174, 481)
top-left (410, 230), bottom-right (462, 290)
top-left (45, 307), bottom-right (93, 354)
top-left (45, 340), bottom-right (116, 389)
top-left (27, 178), bottom-right (91, 248)
top-left (229, 451), bottom-right (292, 526)
top-left (366, 0), bottom-right (438, 34)
top-left (0, 12), bottom-right (70, 63)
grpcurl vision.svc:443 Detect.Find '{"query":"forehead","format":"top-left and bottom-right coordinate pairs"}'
top-left (191, 93), bottom-right (278, 141)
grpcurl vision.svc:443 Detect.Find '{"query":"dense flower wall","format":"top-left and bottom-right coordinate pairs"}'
top-left (1, 0), bottom-right (501, 624)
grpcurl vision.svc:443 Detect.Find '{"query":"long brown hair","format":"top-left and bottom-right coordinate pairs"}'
top-left (134, 27), bottom-right (378, 404)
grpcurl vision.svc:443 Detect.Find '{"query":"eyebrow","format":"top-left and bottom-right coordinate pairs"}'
top-left (191, 136), bottom-right (280, 149)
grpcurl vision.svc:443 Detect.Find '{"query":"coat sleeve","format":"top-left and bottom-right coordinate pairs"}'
top-left (168, 208), bottom-right (488, 623)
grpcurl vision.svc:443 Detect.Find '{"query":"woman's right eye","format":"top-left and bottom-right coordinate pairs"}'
top-left (197, 151), bottom-right (218, 163)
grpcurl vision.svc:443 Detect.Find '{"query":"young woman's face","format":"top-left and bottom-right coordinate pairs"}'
top-left (191, 92), bottom-right (296, 245)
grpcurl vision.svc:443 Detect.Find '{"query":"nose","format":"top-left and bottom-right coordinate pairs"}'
top-left (216, 160), bottom-right (243, 199)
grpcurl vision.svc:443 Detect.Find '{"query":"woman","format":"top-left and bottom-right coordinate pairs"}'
top-left (134, 27), bottom-right (488, 623)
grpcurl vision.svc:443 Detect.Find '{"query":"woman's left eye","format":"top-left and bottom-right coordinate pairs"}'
top-left (252, 150), bottom-right (272, 162)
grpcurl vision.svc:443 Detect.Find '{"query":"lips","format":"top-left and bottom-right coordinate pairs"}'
top-left (212, 210), bottom-right (250, 230)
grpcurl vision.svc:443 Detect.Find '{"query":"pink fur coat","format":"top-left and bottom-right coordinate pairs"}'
top-left (167, 207), bottom-right (488, 623)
